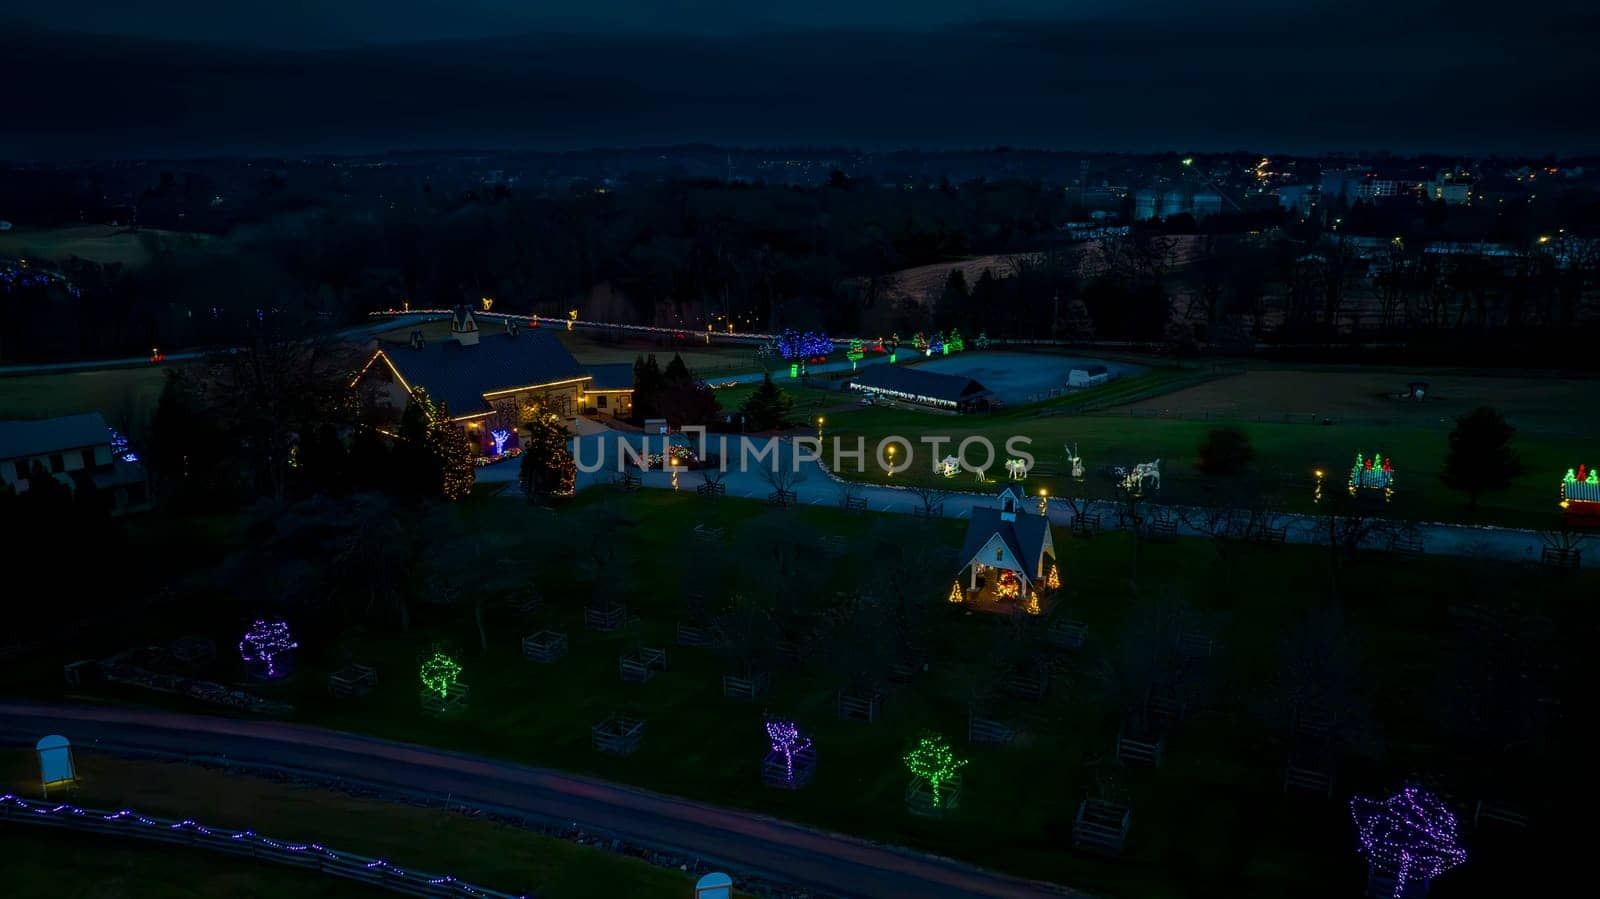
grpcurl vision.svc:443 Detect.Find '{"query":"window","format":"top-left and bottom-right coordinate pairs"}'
top-left (50, 454), bottom-right (65, 473)
top-left (995, 547), bottom-right (1003, 562)
top-left (82, 449), bottom-right (96, 469)
top-left (597, 395), bottom-right (608, 409)
top-left (1003, 498), bottom-right (1014, 512)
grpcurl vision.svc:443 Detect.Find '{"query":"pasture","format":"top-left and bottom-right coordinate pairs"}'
top-left (0, 225), bottom-right (206, 268)
top-left (1, 488), bottom-right (1577, 898)
top-left (823, 359), bottom-right (1594, 529)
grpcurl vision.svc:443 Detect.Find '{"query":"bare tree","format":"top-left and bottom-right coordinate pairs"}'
top-left (905, 482), bottom-right (953, 518)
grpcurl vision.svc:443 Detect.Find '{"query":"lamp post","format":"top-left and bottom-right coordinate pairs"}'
top-left (886, 444), bottom-right (897, 477)
top-left (1038, 487), bottom-right (1049, 516)
top-left (816, 416), bottom-right (825, 439)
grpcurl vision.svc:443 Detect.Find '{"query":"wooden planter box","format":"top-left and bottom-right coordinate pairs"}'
top-left (696, 481), bottom-right (727, 498)
top-left (835, 688), bottom-right (882, 722)
top-left (676, 622), bottom-right (714, 648)
top-left (584, 603), bottom-right (626, 632)
top-left (1072, 800), bottom-right (1131, 855)
top-left (967, 711), bottom-right (1015, 746)
top-left (767, 489), bottom-right (797, 508)
top-left (1005, 668), bottom-right (1049, 702)
top-left (420, 682), bottom-right (470, 715)
top-left (169, 636), bottom-right (216, 670)
top-left (510, 593), bottom-right (544, 616)
top-left (761, 746), bottom-right (816, 789)
top-left (721, 672), bottom-right (770, 700)
top-left (591, 715), bottom-right (645, 757)
top-left (619, 647), bottom-right (667, 683)
top-left (327, 663), bottom-right (377, 698)
top-left (904, 774), bottom-right (962, 817)
top-left (693, 523), bottom-right (726, 544)
top-left (522, 630), bottom-right (568, 664)
top-left (1283, 750), bottom-right (1335, 798)
top-left (1071, 513), bottom-right (1101, 537)
top-left (1047, 618), bottom-right (1088, 651)
top-left (1146, 518), bottom-right (1177, 542)
top-left (620, 472), bottom-right (642, 490)
top-left (1115, 731), bottom-right (1165, 767)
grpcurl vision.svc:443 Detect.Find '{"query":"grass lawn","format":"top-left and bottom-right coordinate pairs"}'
top-left (0, 225), bottom-right (208, 268)
top-left (1, 830), bottom-right (382, 899)
top-left (0, 365), bottom-right (177, 430)
top-left (3, 489), bottom-right (1584, 897)
top-left (816, 365), bottom-right (1590, 530)
top-left (0, 750), bottom-right (698, 899)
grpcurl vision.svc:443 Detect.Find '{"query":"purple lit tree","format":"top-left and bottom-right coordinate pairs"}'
top-left (1350, 786), bottom-right (1467, 898)
top-left (761, 719), bottom-right (815, 789)
top-left (765, 720), bottom-right (811, 782)
top-left (239, 619), bottom-right (298, 678)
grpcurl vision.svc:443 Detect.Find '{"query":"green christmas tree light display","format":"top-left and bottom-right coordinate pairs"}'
top-left (903, 734), bottom-right (968, 808)
top-left (419, 651), bottom-right (462, 699)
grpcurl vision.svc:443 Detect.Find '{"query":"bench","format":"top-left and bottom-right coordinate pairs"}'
top-left (768, 489), bottom-right (797, 508)
top-left (1072, 513), bottom-right (1101, 538)
top-left (696, 481), bottom-right (726, 498)
top-left (1072, 800), bottom-right (1131, 855)
top-left (842, 496), bottom-right (868, 515)
top-left (619, 647), bottom-right (667, 683)
top-left (328, 663), bottom-right (377, 698)
top-left (620, 471), bottom-right (642, 490)
top-left (1257, 524), bottom-right (1288, 546)
top-left (521, 630), bottom-right (568, 664)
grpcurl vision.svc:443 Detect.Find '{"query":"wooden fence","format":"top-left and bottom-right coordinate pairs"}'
top-left (0, 792), bottom-right (526, 898)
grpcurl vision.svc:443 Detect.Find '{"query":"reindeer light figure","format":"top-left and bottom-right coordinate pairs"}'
top-left (1064, 442), bottom-right (1085, 480)
top-left (1006, 458), bottom-right (1030, 481)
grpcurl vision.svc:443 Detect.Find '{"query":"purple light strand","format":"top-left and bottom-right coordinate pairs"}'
top-left (1350, 785), bottom-right (1468, 897)
top-left (0, 793), bottom-right (521, 896)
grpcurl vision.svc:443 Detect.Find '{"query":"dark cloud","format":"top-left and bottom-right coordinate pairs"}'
top-left (1, 2), bottom-right (1595, 158)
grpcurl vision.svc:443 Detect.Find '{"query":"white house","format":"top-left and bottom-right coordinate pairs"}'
top-left (953, 485), bottom-right (1058, 613)
top-left (0, 412), bottom-right (150, 514)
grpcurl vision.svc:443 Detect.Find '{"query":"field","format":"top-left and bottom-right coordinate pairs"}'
top-left (820, 355), bottom-right (1595, 529)
top-left (0, 225), bottom-right (207, 268)
top-left (0, 365), bottom-right (174, 430)
top-left (0, 750), bottom-right (696, 899)
top-left (2, 488), bottom-right (1582, 898)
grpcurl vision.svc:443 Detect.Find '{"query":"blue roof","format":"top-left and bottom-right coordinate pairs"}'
top-left (958, 497), bottom-right (1052, 584)
top-left (375, 329), bottom-right (588, 417)
top-left (585, 363), bottom-right (635, 391)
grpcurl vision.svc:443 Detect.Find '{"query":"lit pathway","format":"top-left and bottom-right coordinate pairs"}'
top-left (0, 703), bottom-right (1082, 899)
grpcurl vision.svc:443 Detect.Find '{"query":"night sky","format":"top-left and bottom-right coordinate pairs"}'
top-left (3, 0), bottom-right (1596, 158)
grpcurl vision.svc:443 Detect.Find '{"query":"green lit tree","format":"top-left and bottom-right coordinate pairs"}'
top-left (903, 733), bottom-right (968, 808)
top-left (419, 651), bottom-right (462, 699)
top-left (1441, 406), bottom-right (1521, 508)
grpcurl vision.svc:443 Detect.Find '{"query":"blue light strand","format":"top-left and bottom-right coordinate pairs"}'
top-left (0, 793), bottom-right (526, 897)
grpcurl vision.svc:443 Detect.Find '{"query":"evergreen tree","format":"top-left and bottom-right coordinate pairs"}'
top-left (740, 373), bottom-right (793, 431)
top-left (1441, 406), bottom-right (1521, 508)
top-left (519, 410), bottom-right (576, 499)
top-left (663, 352), bottom-right (693, 385)
top-left (633, 354), bottom-right (665, 420)
top-left (397, 388), bottom-right (474, 500)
